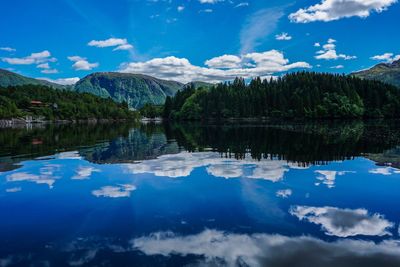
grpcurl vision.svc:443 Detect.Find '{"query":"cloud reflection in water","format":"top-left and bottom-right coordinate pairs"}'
top-left (132, 229), bottom-right (400, 267)
top-left (290, 206), bottom-right (394, 237)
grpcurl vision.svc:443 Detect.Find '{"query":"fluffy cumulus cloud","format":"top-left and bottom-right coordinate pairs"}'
top-left (315, 39), bottom-right (356, 60)
top-left (132, 229), bottom-right (400, 266)
top-left (92, 184), bottom-right (136, 198)
top-left (205, 54), bottom-right (242, 69)
top-left (124, 151), bottom-right (304, 182)
top-left (289, 0), bottom-right (398, 23)
top-left (275, 32), bottom-right (292, 41)
top-left (120, 50), bottom-right (310, 83)
top-left (371, 53), bottom-right (400, 63)
top-left (68, 56), bottom-right (99, 71)
top-left (88, 38), bottom-right (133, 51)
top-left (2, 50), bottom-right (56, 65)
top-left (290, 205), bottom-right (394, 237)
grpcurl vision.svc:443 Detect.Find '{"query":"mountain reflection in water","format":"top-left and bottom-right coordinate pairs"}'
top-left (1, 121), bottom-right (400, 267)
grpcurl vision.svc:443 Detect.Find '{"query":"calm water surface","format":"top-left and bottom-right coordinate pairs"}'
top-left (1, 121), bottom-right (400, 266)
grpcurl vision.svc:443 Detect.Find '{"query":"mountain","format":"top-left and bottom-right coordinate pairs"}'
top-left (0, 68), bottom-right (70, 90)
top-left (352, 59), bottom-right (400, 87)
top-left (0, 69), bottom-right (215, 109)
top-left (74, 72), bottom-right (184, 109)
top-left (185, 81), bottom-right (214, 89)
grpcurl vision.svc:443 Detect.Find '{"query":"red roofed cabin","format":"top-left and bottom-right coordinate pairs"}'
top-left (30, 100), bottom-right (46, 107)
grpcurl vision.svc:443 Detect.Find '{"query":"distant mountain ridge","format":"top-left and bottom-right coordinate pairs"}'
top-left (352, 59), bottom-right (400, 87)
top-left (0, 69), bottom-right (70, 90)
top-left (0, 69), bottom-right (214, 109)
top-left (74, 72), bottom-right (184, 109)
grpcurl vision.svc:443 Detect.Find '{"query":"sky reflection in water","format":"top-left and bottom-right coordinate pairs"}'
top-left (0, 122), bottom-right (400, 266)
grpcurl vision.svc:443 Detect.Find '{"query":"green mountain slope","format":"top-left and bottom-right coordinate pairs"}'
top-left (352, 59), bottom-right (400, 87)
top-left (74, 72), bottom-right (184, 109)
top-left (0, 68), bottom-right (69, 90)
top-left (185, 81), bottom-right (214, 89)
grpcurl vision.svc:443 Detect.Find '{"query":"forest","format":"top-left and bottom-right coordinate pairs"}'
top-left (0, 84), bottom-right (138, 120)
top-left (163, 72), bottom-right (400, 120)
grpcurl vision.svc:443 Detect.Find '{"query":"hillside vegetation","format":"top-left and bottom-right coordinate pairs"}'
top-left (164, 72), bottom-right (400, 120)
top-left (0, 69), bottom-right (71, 90)
top-left (0, 85), bottom-right (138, 120)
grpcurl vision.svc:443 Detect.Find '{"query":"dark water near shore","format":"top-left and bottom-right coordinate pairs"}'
top-left (1, 121), bottom-right (400, 266)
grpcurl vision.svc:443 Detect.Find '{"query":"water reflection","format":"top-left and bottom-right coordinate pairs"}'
top-left (290, 206), bottom-right (394, 237)
top-left (1, 121), bottom-right (400, 266)
top-left (2, 120), bottom-right (400, 168)
top-left (132, 230), bottom-right (400, 267)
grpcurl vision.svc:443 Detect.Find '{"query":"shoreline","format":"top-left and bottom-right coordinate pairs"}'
top-left (0, 118), bottom-right (134, 128)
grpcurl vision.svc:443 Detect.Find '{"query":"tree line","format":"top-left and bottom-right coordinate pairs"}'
top-left (0, 85), bottom-right (138, 120)
top-left (163, 72), bottom-right (400, 120)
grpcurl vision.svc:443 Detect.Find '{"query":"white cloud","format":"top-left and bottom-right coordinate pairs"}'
top-left (314, 42), bottom-right (321, 47)
top-left (205, 54), bottom-right (242, 69)
top-left (177, 5), bottom-right (185, 12)
top-left (315, 39), bottom-right (356, 60)
top-left (92, 184), bottom-right (136, 198)
top-left (371, 53), bottom-right (394, 61)
top-left (371, 52), bottom-right (400, 63)
top-left (88, 38), bottom-right (133, 51)
top-left (289, 0), bottom-right (398, 23)
top-left (199, 0), bottom-right (222, 3)
top-left (199, 8), bottom-right (213, 13)
top-left (37, 63), bottom-right (50, 69)
top-left (330, 65), bottom-right (344, 69)
top-left (235, 2), bottom-right (249, 8)
top-left (290, 205), bottom-right (394, 237)
top-left (88, 38), bottom-right (126, 47)
top-left (41, 69), bottom-right (59, 74)
top-left (275, 32), bottom-right (292, 41)
top-left (2, 50), bottom-right (56, 65)
top-left (40, 77), bottom-right (80, 85)
top-left (68, 56), bottom-right (99, 71)
top-left (120, 50), bottom-right (310, 83)
top-left (276, 189), bottom-right (292, 198)
top-left (113, 44), bottom-right (134, 51)
top-left (0, 47), bottom-right (16, 52)
top-left (72, 166), bottom-right (101, 180)
top-left (132, 229), bottom-right (400, 266)
top-left (240, 7), bottom-right (284, 53)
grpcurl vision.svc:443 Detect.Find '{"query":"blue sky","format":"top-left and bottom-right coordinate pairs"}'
top-left (0, 0), bottom-right (399, 84)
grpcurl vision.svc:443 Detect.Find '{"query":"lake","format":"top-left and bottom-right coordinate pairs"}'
top-left (1, 121), bottom-right (400, 266)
